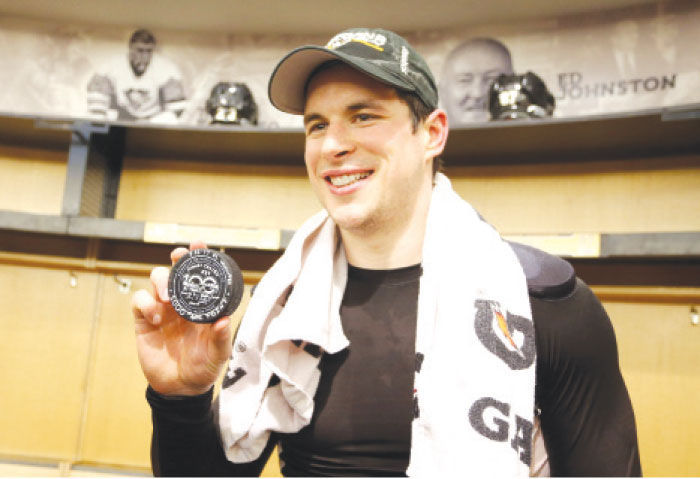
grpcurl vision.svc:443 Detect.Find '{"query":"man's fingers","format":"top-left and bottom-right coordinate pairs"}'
top-left (170, 247), bottom-right (189, 265)
top-left (170, 241), bottom-right (207, 265)
top-left (150, 266), bottom-right (171, 302)
top-left (189, 240), bottom-right (208, 251)
top-left (211, 316), bottom-right (233, 361)
top-left (132, 289), bottom-right (162, 327)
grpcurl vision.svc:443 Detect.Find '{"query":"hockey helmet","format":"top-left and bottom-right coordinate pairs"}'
top-left (206, 82), bottom-right (258, 125)
top-left (487, 72), bottom-right (555, 120)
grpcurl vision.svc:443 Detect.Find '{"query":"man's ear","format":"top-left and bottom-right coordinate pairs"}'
top-left (423, 108), bottom-right (449, 161)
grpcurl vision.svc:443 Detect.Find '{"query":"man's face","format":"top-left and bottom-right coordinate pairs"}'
top-left (129, 41), bottom-right (155, 76)
top-left (303, 64), bottom-right (433, 236)
top-left (441, 46), bottom-right (512, 124)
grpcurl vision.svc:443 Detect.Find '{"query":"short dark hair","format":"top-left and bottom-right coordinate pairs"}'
top-left (305, 60), bottom-right (443, 176)
top-left (130, 29), bottom-right (156, 45)
top-left (394, 89), bottom-right (444, 176)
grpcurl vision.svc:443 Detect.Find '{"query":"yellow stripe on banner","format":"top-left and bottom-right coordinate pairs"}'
top-left (504, 233), bottom-right (601, 257)
top-left (144, 222), bottom-right (281, 250)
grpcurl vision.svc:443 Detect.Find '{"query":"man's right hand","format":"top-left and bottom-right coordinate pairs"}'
top-left (132, 240), bottom-right (233, 397)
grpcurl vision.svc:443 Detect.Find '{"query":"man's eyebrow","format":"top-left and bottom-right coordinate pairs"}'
top-left (347, 101), bottom-right (384, 112)
top-left (303, 112), bottom-right (324, 126)
top-left (304, 101), bottom-right (386, 125)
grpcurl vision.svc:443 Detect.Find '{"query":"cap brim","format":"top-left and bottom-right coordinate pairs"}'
top-left (268, 45), bottom-right (414, 115)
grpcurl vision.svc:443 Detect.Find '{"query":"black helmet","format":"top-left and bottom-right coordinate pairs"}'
top-left (488, 72), bottom-right (555, 120)
top-left (205, 82), bottom-right (258, 125)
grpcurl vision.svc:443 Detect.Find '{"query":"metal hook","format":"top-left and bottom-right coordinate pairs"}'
top-left (114, 275), bottom-right (132, 294)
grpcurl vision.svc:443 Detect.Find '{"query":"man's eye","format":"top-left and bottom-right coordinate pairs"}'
top-left (457, 74), bottom-right (474, 84)
top-left (355, 113), bottom-right (374, 122)
top-left (307, 122), bottom-right (326, 134)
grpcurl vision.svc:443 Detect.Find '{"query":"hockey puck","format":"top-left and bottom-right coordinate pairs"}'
top-left (168, 249), bottom-right (244, 323)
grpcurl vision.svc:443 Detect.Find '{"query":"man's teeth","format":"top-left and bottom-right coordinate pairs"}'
top-left (329, 172), bottom-right (370, 187)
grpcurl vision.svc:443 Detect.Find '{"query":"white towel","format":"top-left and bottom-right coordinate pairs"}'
top-left (218, 173), bottom-right (536, 476)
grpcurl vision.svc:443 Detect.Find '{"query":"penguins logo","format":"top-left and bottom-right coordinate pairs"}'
top-left (474, 299), bottom-right (535, 370)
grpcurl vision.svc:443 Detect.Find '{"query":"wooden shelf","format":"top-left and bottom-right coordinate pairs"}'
top-left (1, 214), bottom-right (699, 288)
top-left (0, 114), bottom-right (72, 151)
top-left (1, 210), bottom-right (698, 259)
top-left (2, 103), bottom-right (699, 164)
top-left (1, 106), bottom-right (698, 280)
top-left (444, 104), bottom-right (700, 164)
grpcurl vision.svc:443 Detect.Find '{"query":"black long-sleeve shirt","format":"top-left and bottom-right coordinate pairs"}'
top-left (148, 258), bottom-right (641, 477)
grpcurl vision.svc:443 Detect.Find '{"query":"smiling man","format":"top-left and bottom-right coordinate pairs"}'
top-left (134, 28), bottom-right (641, 477)
top-left (301, 63), bottom-right (441, 268)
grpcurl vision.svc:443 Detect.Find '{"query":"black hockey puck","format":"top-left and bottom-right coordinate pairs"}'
top-left (168, 249), bottom-right (244, 323)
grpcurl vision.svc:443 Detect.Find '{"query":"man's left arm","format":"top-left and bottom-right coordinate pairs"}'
top-left (510, 241), bottom-right (641, 476)
top-left (531, 278), bottom-right (642, 476)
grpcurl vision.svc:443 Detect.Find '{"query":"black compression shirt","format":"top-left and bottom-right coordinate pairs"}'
top-left (278, 264), bottom-right (419, 476)
top-left (147, 264), bottom-right (641, 477)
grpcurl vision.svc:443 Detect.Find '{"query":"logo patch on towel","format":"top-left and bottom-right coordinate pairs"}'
top-left (222, 366), bottom-right (247, 389)
top-left (474, 299), bottom-right (535, 370)
top-left (468, 396), bottom-right (533, 465)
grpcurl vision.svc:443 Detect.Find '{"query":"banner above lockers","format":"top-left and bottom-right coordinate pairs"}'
top-left (0, 1), bottom-right (697, 128)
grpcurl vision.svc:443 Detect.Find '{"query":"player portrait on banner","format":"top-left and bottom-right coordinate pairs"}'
top-left (86, 29), bottom-right (187, 123)
top-left (439, 37), bottom-right (514, 124)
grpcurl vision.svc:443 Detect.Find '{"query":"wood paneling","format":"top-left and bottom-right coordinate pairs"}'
top-left (0, 264), bottom-right (97, 460)
top-left (0, 462), bottom-right (61, 477)
top-left (1, 134), bottom-right (699, 476)
top-left (1, 256), bottom-right (700, 476)
top-left (113, 155), bottom-right (700, 236)
top-left (79, 272), bottom-right (255, 470)
top-left (115, 158), bottom-right (318, 231)
top-left (604, 297), bottom-right (700, 477)
top-left (0, 146), bottom-right (66, 215)
top-left (78, 274), bottom-right (152, 469)
top-left (450, 156), bottom-right (700, 234)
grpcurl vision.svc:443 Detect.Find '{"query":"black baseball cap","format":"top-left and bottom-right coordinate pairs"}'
top-left (268, 28), bottom-right (439, 115)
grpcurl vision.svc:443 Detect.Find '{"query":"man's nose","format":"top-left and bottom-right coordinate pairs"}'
top-left (463, 81), bottom-right (484, 99)
top-left (321, 121), bottom-right (354, 160)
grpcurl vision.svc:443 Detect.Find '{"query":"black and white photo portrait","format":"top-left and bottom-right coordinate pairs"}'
top-left (439, 37), bottom-right (514, 124)
top-left (86, 29), bottom-right (187, 123)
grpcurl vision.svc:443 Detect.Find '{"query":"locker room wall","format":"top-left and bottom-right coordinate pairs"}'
top-left (0, 259), bottom-right (281, 477)
top-left (604, 293), bottom-right (700, 477)
top-left (0, 145), bottom-right (66, 215)
top-left (1, 127), bottom-right (699, 478)
top-left (3, 149), bottom-right (699, 236)
top-left (109, 154), bottom-right (700, 234)
top-left (1, 255), bottom-right (698, 476)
